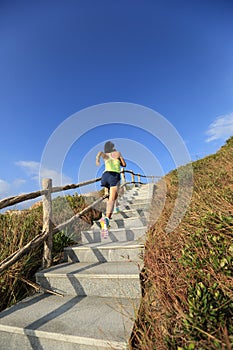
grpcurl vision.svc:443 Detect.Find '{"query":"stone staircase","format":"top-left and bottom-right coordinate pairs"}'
top-left (0, 183), bottom-right (154, 350)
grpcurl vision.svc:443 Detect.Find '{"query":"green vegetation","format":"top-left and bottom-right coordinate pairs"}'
top-left (132, 137), bottom-right (233, 349)
top-left (0, 191), bottom-right (103, 312)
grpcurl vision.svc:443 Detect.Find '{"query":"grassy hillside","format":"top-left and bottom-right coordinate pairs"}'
top-left (0, 192), bottom-right (103, 312)
top-left (132, 137), bottom-right (233, 349)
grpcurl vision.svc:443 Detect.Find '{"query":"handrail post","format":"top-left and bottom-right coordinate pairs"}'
top-left (42, 178), bottom-right (53, 269)
top-left (131, 170), bottom-right (135, 186)
top-left (138, 174), bottom-right (141, 184)
top-left (121, 168), bottom-right (126, 184)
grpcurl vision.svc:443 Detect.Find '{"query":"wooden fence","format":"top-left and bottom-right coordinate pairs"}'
top-left (0, 170), bottom-right (159, 275)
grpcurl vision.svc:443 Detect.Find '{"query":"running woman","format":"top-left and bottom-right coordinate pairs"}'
top-left (96, 141), bottom-right (126, 237)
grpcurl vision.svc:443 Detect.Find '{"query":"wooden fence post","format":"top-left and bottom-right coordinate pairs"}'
top-left (131, 170), bottom-right (135, 186)
top-left (42, 178), bottom-right (53, 269)
top-left (121, 168), bottom-right (126, 184)
top-left (138, 174), bottom-right (141, 184)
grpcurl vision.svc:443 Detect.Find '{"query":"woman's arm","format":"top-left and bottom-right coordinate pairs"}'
top-left (96, 151), bottom-right (102, 166)
top-left (96, 151), bottom-right (108, 165)
top-left (119, 154), bottom-right (126, 167)
top-left (114, 151), bottom-right (126, 167)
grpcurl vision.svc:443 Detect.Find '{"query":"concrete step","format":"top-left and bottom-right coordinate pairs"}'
top-left (119, 196), bottom-right (151, 204)
top-left (119, 191), bottom-right (151, 199)
top-left (92, 216), bottom-right (147, 230)
top-left (120, 192), bottom-right (150, 200)
top-left (118, 201), bottom-right (150, 211)
top-left (123, 184), bottom-right (152, 194)
top-left (119, 201), bottom-right (150, 211)
top-left (64, 241), bottom-right (144, 263)
top-left (0, 293), bottom-right (140, 350)
top-left (120, 185), bottom-right (153, 196)
top-left (81, 226), bottom-right (146, 244)
top-left (36, 261), bottom-right (142, 298)
top-left (112, 208), bottom-right (149, 219)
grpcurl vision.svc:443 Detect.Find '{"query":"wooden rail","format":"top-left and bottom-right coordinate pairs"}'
top-left (0, 177), bottom-right (102, 210)
top-left (0, 170), bottom-right (159, 274)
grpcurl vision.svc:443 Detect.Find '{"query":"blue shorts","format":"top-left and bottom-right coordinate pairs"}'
top-left (101, 171), bottom-right (121, 189)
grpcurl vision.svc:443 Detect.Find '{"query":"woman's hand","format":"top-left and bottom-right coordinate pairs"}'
top-left (96, 151), bottom-right (102, 166)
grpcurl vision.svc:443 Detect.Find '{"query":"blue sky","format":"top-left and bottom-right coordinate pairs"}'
top-left (1, 0), bottom-right (233, 202)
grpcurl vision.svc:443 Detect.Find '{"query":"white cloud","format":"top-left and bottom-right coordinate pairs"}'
top-left (206, 113), bottom-right (233, 142)
top-left (16, 161), bottom-right (40, 175)
top-left (39, 167), bottom-right (72, 186)
top-left (0, 162), bottom-right (72, 206)
top-left (13, 179), bottom-right (26, 187)
top-left (15, 161), bottom-right (72, 187)
top-left (0, 179), bottom-right (11, 198)
top-left (0, 178), bottom-right (26, 200)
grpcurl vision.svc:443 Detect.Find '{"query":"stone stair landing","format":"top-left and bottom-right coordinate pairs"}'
top-left (0, 294), bottom-right (140, 350)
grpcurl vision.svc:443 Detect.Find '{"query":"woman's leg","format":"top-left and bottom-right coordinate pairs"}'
top-left (106, 185), bottom-right (119, 219)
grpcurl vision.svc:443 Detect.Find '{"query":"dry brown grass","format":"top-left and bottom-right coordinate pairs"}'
top-left (0, 206), bottom-right (43, 311)
top-left (0, 191), bottom-right (103, 312)
top-left (131, 137), bottom-right (233, 349)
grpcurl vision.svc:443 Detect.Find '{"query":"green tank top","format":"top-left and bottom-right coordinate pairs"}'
top-left (105, 154), bottom-right (121, 173)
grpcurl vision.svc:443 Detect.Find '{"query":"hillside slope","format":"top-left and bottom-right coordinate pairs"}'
top-left (132, 137), bottom-right (233, 349)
